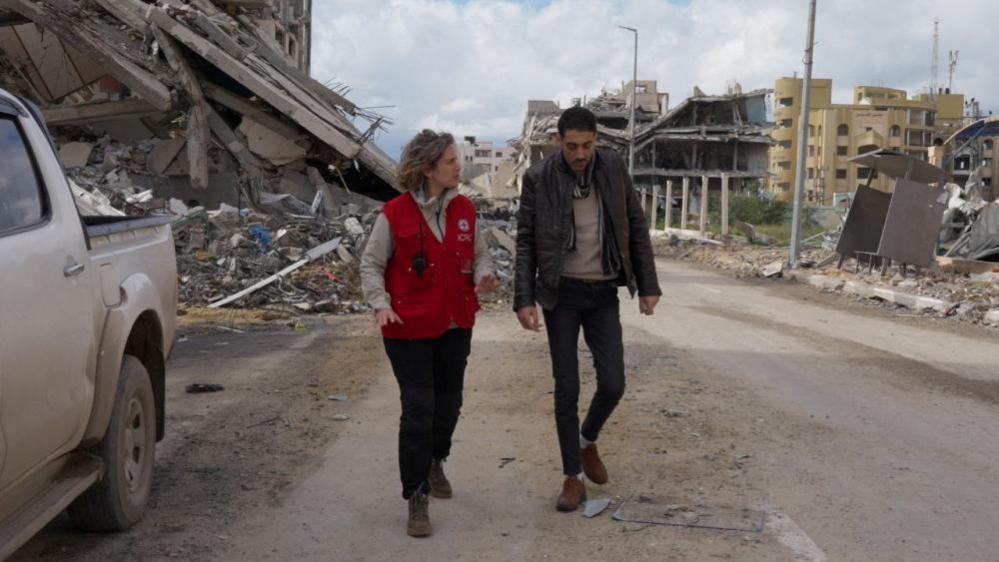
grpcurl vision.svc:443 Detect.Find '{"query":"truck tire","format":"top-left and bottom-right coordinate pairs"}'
top-left (68, 355), bottom-right (156, 531)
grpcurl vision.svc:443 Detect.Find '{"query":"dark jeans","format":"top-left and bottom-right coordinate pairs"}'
top-left (543, 278), bottom-right (625, 476)
top-left (383, 328), bottom-right (472, 499)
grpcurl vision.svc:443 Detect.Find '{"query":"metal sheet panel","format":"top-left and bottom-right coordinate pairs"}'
top-left (836, 185), bottom-right (892, 258)
top-left (877, 179), bottom-right (946, 267)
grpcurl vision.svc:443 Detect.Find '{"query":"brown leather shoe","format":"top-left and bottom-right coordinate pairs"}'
top-left (581, 443), bottom-right (608, 485)
top-left (556, 475), bottom-right (587, 512)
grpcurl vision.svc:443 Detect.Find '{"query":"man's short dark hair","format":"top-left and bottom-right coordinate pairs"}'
top-left (558, 106), bottom-right (597, 137)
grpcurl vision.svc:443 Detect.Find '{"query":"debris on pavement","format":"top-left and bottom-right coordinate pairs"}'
top-left (584, 497), bottom-right (613, 519)
top-left (186, 383), bottom-right (225, 393)
top-left (612, 498), bottom-right (766, 533)
top-left (327, 394), bottom-right (349, 402)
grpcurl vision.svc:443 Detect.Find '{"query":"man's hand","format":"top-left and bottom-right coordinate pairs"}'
top-left (375, 308), bottom-right (404, 327)
top-left (639, 296), bottom-right (660, 316)
top-left (475, 274), bottom-right (500, 295)
top-left (516, 306), bottom-right (542, 332)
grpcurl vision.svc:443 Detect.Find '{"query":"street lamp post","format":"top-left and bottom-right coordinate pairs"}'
top-left (619, 25), bottom-right (637, 179)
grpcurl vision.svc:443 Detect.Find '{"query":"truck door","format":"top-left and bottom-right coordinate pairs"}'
top-left (0, 112), bottom-right (95, 487)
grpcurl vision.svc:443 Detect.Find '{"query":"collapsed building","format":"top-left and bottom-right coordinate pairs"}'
top-left (515, 84), bottom-right (774, 234)
top-left (600, 87), bottom-right (772, 189)
top-left (0, 0), bottom-right (398, 207)
top-left (0, 0), bottom-right (405, 312)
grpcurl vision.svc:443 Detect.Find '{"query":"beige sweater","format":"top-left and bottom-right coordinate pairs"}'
top-left (360, 189), bottom-right (494, 310)
top-left (561, 189), bottom-right (616, 281)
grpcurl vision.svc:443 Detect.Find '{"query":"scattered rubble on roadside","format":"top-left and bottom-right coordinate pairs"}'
top-left (656, 234), bottom-right (999, 326)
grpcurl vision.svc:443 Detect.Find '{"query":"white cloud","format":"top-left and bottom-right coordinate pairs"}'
top-left (440, 97), bottom-right (481, 114)
top-left (312, 0), bottom-right (999, 159)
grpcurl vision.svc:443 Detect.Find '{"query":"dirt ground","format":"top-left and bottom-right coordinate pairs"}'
top-left (14, 258), bottom-right (999, 561)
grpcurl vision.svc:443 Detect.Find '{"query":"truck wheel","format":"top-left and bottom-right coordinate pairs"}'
top-left (68, 355), bottom-right (156, 531)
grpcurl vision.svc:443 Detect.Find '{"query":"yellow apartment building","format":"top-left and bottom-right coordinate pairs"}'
top-left (770, 77), bottom-right (969, 205)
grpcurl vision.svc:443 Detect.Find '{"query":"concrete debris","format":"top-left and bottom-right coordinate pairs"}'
top-left (238, 115), bottom-right (307, 166)
top-left (760, 260), bottom-right (785, 278)
top-left (658, 237), bottom-right (999, 326)
top-left (170, 198), bottom-right (379, 312)
top-left (327, 394), bottom-right (349, 402)
top-left (583, 497), bottom-right (612, 519)
top-left (477, 200), bottom-right (518, 303)
top-left (59, 142), bottom-right (95, 169)
top-left (734, 220), bottom-right (778, 246)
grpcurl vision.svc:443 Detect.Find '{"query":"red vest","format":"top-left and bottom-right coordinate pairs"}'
top-left (382, 192), bottom-right (479, 339)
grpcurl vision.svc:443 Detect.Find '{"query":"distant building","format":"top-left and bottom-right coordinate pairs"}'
top-left (246, 0), bottom-right (312, 73)
top-left (456, 136), bottom-right (518, 198)
top-left (588, 80), bottom-right (669, 130)
top-left (770, 77), bottom-right (984, 204)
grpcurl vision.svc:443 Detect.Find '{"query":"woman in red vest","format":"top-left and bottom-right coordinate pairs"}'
top-left (360, 130), bottom-right (498, 537)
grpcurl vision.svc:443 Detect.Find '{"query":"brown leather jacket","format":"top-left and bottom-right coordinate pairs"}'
top-left (514, 148), bottom-right (662, 311)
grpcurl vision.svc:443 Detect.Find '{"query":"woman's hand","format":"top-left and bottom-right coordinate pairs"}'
top-left (375, 308), bottom-right (404, 327)
top-left (475, 274), bottom-right (500, 295)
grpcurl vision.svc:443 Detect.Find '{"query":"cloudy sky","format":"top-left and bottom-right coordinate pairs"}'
top-left (311, 0), bottom-right (998, 159)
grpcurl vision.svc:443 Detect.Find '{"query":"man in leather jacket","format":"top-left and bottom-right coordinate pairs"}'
top-left (514, 106), bottom-right (662, 512)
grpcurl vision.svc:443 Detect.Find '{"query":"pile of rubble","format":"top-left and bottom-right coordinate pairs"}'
top-left (655, 234), bottom-right (999, 325)
top-left (172, 203), bottom-right (377, 313)
top-left (477, 201), bottom-right (518, 305)
top-left (0, 0), bottom-right (426, 313)
top-left (941, 173), bottom-right (999, 261)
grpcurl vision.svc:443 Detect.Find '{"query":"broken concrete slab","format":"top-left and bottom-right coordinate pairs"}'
top-left (239, 115), bottom-right (308, 166)
top-left (59, 142), bottom-right (94, 169)
top-left (985, 310), bottom-right (999, 326)
top-left (91, 118), bottom-right (155, 144)
top-left (279, 169), bottom-right (317, 203)
top-left (148, 138), bottom-right (187, 175)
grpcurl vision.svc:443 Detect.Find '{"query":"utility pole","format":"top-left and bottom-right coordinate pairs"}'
top-left (790, 0), bottom-right (817, 268)
top-left (619, 25), bottom-right (638, 179)
top-left (948, 50), bottom-right (959, 91)
top-left (930, 18), bottom-right (940, 97)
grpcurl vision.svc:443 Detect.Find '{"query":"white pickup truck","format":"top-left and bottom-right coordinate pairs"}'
top-left (0, 88), bottom-right (177, 557)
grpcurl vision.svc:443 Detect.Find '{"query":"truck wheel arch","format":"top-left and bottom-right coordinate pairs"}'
top-left (82, 308), bottom-right (167, 446)
top-left (123, 311), bottom-right (166, 441)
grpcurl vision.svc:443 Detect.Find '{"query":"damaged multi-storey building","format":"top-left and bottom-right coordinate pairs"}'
top-left (515, 83), bottom-right (774, 234)
top-left (0, 0), bottom-right (398, 213)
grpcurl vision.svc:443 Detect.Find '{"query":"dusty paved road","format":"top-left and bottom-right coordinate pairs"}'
top-left (15, 259), bottom-right (999, 561)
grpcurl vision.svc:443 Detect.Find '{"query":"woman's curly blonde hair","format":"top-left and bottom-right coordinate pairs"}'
top-left (397, 129), bottom-right (456, 192)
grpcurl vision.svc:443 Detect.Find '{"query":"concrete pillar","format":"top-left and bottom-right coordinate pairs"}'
top-left (680, 177), bottom-right (690, 230)
top-left (650, 184), bottom-right (660, 231)
top-left (665, 180), bottom-right (673, 229)
top-left (699, 175), bottom-right (709, 236)
top-left (721, 173), bottom-right (730, 236)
